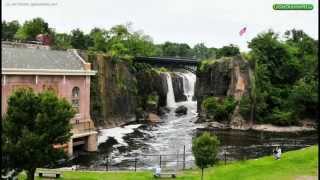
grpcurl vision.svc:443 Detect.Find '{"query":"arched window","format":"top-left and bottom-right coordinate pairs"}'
top-left (72, 87), bottom-right (80, 114)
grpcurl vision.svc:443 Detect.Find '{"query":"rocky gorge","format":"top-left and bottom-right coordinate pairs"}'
top-left (78, 51), bottom-right (193, 128)
top-left (67, 53), bottom-right (316, 170)
top-left (79, 51), bottom-right (315, 131)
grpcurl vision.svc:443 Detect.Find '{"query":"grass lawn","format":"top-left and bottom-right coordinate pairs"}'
top-left (18, 145), bottom-right (318, 180)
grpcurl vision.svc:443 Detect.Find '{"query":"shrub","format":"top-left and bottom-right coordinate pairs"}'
top-left (157, 67), bottom-right (168, 72)
top-left (147, 93), bottom-right (159, 105)
top-left (201, 96), bottom-right (237, 121)
top-left (192, 132), bottom-right (220, 180)
top-left (239, 96), bottom-right (252, 120)
top-left (199, 59), bottom-right (216, 72)
top-left (269, 108), bottom-right (298, 126)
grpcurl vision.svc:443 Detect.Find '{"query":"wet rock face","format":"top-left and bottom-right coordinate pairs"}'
top-left (135, 71), bottom-right (168, 108)
top-left (88, 54), bottom-right (138, 127)
top-left (171, 73), bottom-right (187, 102)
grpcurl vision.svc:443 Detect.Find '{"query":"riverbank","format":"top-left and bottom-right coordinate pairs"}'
top-left (205, 120), bottom-right (317, 132)
top-left (251, 124), bottom-right (316, 132)
top-left (19, 145), bottom-right (318, 179)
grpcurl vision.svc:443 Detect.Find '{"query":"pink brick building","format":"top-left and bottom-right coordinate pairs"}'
top-left (1, 42), bottom-right (98, 156)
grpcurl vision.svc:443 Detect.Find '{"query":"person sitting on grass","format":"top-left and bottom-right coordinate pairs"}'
top-left (276, 146), bottom-right (282, 160)
top-left (273, 146), bottom-right (282, 160)
top-left (273, 147), bottom-right (278, 160)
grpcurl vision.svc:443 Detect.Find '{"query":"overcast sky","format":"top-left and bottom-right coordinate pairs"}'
top-left (2, 0), bottom-right (318, 51)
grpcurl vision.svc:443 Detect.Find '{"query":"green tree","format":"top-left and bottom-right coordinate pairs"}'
top-left (106, 24), bottom-right (158, 58)
top-left (248, 29), bottom-right (318, 125)
top-left (161, 42), bottom-right (193, 57)
top-left (70, 28), bottom-right (93, 50)
top-left (192, 132), bottom-right (220, 180)
top-left (193, 43), bottom-right (217, 60)
top-left (217, 44), bottom-right (240, 58)
top-left (127, 31), bottom-right (157, 56)
top-left (2, 20), bottom-right (20, 40)
top-left (52, 33), bottom-right (72, 50)
top-left (88, 27), bottom-right (109, 52)
top-left (202, 96), bottom-right (237, 122)
top-left (14, 18), bottom-right (53, 41)
top-left (2, 88), bottom-right (75, 180)
top-left (193, 43), bottom-right (208, 59)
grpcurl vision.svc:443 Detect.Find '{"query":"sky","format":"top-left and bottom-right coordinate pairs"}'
top-left (2, 0), bottom-right (319, 51)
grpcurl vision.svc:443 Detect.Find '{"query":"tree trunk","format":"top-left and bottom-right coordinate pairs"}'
top-left (27, 168), bottom-right (36, 180)
top-left (201, 168), bottom-right (204, 180)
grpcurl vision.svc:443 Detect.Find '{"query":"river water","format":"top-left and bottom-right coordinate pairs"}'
top-left (68, 72), bottom-right (318, 171)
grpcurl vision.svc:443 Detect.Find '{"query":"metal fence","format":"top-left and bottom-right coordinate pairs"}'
top-left (71, 141), bottom-right (313, 172)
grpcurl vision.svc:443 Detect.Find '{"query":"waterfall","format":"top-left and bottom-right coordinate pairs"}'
top-left (165, 72), bottom-right (176, 108)
top-left (178, 72), bottom-right (196, 102)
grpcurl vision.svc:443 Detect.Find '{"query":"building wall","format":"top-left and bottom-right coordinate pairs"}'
top-left (2, 74), bottom-right (98, 155)
top-left (2, 74), bottom-right (92, 124)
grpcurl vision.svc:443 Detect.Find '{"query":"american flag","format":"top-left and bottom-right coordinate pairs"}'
top-left (239, 27), bottom-right (247, 36)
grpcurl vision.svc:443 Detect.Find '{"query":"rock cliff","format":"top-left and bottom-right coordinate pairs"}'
top-left (87, 53), bottom-right (138, 127)
top-left (171, 73), bottom-right (187, 102)
top-left (79, 51), bottom-right (169, 127)
top-left (196, 56), bottom-right (253, 128)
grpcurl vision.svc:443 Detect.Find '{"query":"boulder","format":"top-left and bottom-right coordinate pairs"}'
top-left (175, 105), bottom-right (188, 116)
top-left (135, 107), bottom-right (148, 121)
top-left (158, 106), bottom-right (170, 116)
top-left (146, 113), bottom-right (161, 123)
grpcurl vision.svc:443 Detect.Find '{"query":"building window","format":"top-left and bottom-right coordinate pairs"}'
top-left (72, 87), bottom-right (80, 114)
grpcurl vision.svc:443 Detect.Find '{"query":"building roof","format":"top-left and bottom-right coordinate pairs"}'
top-left (2, 43), bottom-right (96, 76)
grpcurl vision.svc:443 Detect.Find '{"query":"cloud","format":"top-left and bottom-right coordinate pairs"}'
top-left (2, 0), bottom-right (318, 51)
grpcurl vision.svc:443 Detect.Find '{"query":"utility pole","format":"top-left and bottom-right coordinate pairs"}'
top-left (105, 155), bottom-right (109, 171)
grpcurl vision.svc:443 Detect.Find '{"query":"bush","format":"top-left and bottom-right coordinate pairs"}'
top-left (199, 59), bottom-right (216, 72)
top-left (201, 96), bottom-right (237, 122)
top-left (289, 79), bottom-right (318, 119)
top-left (157, 67), bottom-right (168, 72)
top-left (239, 96), bottom-right (252, 120)
top-left (192, 132), bottom-right (220, 180)
top-left (269, 108), bottom-right (298, 126)
top-left (147, 93), bottom-right (159, 105)
top-left (129, 62), bottom-right (152, 73)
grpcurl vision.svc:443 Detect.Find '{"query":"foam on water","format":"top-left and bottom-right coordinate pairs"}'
top-left (98, 124), bottom-right (142, 146)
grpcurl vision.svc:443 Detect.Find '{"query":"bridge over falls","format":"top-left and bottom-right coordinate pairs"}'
top-left (134, 56), bottom-right (199, 74)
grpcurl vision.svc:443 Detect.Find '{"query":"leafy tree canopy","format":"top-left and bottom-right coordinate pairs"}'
top-left (2, 88), bottom-right (75, 180)
top-left (2, 20), bottom-right (20, 40)
top-left (216, 44), bottom-right (240, 58)
top-left (192, 132), bottom-right (220, 180)
top-left (14, 17), bottom-right (53, 41)
top-left (248, 29), bottom-right (318, 125)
